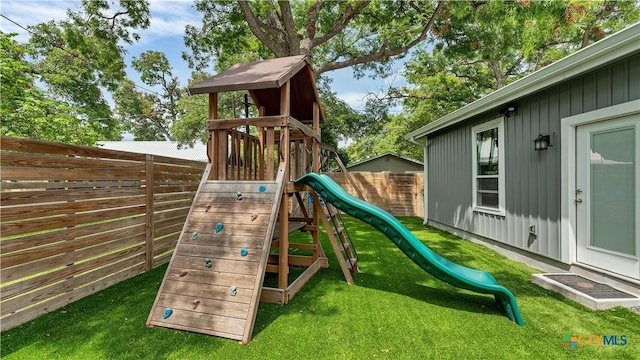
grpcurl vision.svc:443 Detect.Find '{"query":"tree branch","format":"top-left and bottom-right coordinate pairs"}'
top-left (311, 1), bottom-right (371, 48)
top-left (581, 1), bottom-right (612, 48)
top-left (305, 1), bottom-right (323, 40)
top-left (315, 1), bottom-right (444, 74)
top-left (278, 1), bottom-right (301, 54)
top-left (503, 54), bottom-right (524, 78)
top-left (237, 1), bottom-right (287, 57)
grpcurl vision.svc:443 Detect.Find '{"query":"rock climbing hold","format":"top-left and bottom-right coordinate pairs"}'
top-left (163, 307), bottom-right (173, 319)
top-left (230, 285), bottom-right (237, 296)
top-left (215, 222), bottom-right (223, 233)
top-left (240, 248), bottom-right (248, 257)
top-left (179, 269), bottom-right (189, 277)
top-left (236, 192), bottom-right (243, 201)
top-left (205, 258), bottom-right (212, 268)
top-left (205, 204), bottom-right (211, 212)
top-left (259, 185), bottom-right (266, 192)
top-left (191, 232), bottom-right (198, 240)
top-left (192, 299), bottom-right (201, 310)
top-left (251, 213), bottom-right (258, 221)
top-left (205, 257), bottom-right (211, 263)
top-left (205, 262), bottom-right (212, 268)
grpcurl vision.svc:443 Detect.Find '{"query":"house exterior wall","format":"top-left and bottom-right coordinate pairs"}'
top-left (348, 155), bottom-right (423, 173)
top-left (427, 52), bottom-right (640, 262)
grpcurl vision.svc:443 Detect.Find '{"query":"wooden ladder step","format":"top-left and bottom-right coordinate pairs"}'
top-left (345, 257), bottom-right (358, 270)
top-left (338, 243), bottom-right (349, 252)
top-left (332, 228), bottom-right (343, 235)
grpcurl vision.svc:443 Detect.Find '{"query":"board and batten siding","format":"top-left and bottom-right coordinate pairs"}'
top-left (427, 52), bottom-right (640, 262)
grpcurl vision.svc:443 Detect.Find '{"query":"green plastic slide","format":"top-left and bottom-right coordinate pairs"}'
top-left (295, 173), bottom-right (524, 326)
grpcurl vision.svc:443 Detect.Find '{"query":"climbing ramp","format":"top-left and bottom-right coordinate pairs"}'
top-left (147, 172), bottom-right (284, 343)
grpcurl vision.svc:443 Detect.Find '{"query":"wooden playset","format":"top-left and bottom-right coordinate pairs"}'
top-left (146, 55), bottom-right (361, 344)
top-left (147, 55), bottom-right (525, 344)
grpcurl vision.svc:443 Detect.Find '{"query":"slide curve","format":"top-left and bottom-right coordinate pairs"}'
top-left (295, 173), bottom-right (524, 326)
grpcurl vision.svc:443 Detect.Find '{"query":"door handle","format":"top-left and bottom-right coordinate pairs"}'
top-left (575, 198), bottom-right (583, 204)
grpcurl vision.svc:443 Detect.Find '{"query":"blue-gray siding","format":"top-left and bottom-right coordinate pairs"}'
top-left (427, 53), bottom-right (640, 261)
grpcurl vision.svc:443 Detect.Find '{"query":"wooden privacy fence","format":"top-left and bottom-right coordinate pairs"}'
top-left (329, 172), bottom-right (424, 217)
top-left (0, 136), bottom-right (206, 331)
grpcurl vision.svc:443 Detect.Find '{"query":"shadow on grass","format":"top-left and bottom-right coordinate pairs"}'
top-left (355, 271), bottom-right (506, 319)
top-left (2, 265), bottom-right (250, 359)
top-left (340, 216), bottom-right (548, 323)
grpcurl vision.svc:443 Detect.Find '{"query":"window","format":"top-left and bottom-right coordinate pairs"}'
top-left (472, 118), bottom-right (505, 215)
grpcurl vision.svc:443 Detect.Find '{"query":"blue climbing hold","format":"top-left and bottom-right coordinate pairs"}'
top-left (205, 257), bottom-right (212, 268)
top-left (215, 222), bottom-right (223, 233)
top-left (163, 307), bottom-right (173, 319)
top-left (240, 248), bottom-right (248, 257)
top-left (236, 192), bottom-right (243, 200)
top-left (191, 231), bottom-right (198, 240)
top-left (259, 185), bottom-right (266, 192)
top-left (230, 285), bottom-right (237, 296)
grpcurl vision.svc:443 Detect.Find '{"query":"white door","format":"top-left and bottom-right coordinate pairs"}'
top-left (576, 114), bottom-right (640, 279)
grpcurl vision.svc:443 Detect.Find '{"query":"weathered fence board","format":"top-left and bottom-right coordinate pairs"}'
top-left (0, 136), bottom-right (206, 331)
top-left (328, 172), bottom-right (424, 217)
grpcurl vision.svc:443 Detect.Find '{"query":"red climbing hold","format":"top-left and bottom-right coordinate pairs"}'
top-left (205, 205), bottom-right (212, 212)
top-left (179, 269), bottom-right (189, 277)
top-left (192, 299), bottom-right (201, 309)
top-left (251, 213), bottom-right (258, 221)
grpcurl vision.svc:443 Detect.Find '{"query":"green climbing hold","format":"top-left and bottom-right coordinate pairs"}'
top-left (215, 222), bottom-right (223, 233)
top-left (240, 248), bottom-right (248, 257)
top-left (205, 258), bottom-right (212, 268)
top-left (191, 232), bottom-right (198, 240)
top-left (230, 285), bottom-right (237, 296)
top-left (163, 307), bottom-right (173, 319)
top-left (236, 192), bottom-right (243, 200)
top-left (259, 185), bottom-right (266, 192)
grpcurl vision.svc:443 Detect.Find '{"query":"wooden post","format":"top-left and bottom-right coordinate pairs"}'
top-left (266, 128), bottom-right (275, 180)
top-left (312, 102), bottom-right (320, 173)
top-left (311, 101), bottom-right (321, 260)
top-left (218, 130), bottom-right (227, 180)
top-left (145, 154), bottom-right (154, 270)
top-left (208, 93), bottom-right (218, 180)
top-left (278, 80), bottom-right (291, 292)
top-left (258, 106), bottom-right (265, 180)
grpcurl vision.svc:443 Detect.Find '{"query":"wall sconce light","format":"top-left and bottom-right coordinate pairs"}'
top-left (534, 133), bottom-right (552, 151)
top-left (499, 103), bottom-right (517, 118)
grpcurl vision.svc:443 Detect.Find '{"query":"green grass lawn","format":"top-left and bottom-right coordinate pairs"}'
top-left (2, 216), bottom-right (638, 359)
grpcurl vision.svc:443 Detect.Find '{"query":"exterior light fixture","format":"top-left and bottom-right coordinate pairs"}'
top-left (499, 103), bottom-right (517, 118)
top-left (534, 133), bottom-right (551, 151)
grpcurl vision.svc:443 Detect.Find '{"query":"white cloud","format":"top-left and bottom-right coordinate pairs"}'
top-left (0, 0), bottom-right (201, 44)
top-left (0, 1), bottom-right (77, 42)
top-left (141, 0), bottom-right (201, 41)
top-left (339, 92), bottom-right (369, 110)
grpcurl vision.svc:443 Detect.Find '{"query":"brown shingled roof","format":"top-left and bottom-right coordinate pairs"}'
top-left (189, 55), bottom-right (324, 123)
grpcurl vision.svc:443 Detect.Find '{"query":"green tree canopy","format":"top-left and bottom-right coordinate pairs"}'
top-left (1, 32), bottom-right (99, 144)
top-left (347, 0), bottom-right (640, 163)
top-left (2, 0), bottom-right (151, 145)
top-left (184, 0), bottom-right (444, 77)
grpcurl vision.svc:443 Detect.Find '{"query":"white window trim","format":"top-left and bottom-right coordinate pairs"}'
top-left (472, 118), bottom-right (506, 216)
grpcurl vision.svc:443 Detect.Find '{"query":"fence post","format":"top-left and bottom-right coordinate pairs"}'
top-left (145, 154), bottom-right (154, 270)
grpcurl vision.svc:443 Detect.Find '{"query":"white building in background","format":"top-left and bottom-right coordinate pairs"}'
top-left (97, 141), bottom-right (208, 163)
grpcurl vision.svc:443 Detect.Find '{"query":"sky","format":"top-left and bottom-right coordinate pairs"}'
top-left (0, 0), bottom-right (406, 113)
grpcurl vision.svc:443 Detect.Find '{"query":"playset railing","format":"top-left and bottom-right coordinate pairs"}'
top-left (207, 115), bottom-right (321, 182)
